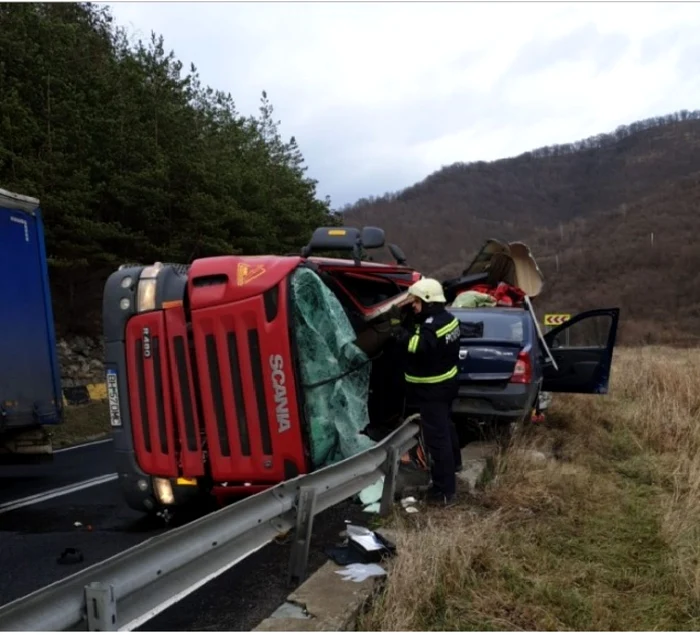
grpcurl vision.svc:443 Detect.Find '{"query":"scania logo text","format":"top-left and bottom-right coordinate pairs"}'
top-left (269, 354), bottom-right (291, 433)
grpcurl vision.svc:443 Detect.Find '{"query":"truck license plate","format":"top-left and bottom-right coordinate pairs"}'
top-left (106, 369), bottom-right (122, 427)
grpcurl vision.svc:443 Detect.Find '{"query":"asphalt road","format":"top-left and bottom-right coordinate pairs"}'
top-left (0, 440), bottom-right (163, 606)
top-left (0, 439), bottom-right (373, 631)
top-left (0, 439), bottom-right (116, 505)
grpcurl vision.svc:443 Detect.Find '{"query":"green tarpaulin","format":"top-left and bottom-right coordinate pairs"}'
top-left (290, 267), bottom-right (376, 468)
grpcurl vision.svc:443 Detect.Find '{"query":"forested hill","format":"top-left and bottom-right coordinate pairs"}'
top-left (342, 113), bottom-right (700, 345)
top-left (3, 3), bottom-right (698, 345)
top-left (0, 2), bottom-right (335, 335)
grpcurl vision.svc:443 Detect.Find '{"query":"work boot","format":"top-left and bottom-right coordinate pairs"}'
top-left (423, 487), bottom-right (456, 508)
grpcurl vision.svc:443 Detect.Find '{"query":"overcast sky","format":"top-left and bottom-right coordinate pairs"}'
top-left (106, 1), bottom-right (700, 209)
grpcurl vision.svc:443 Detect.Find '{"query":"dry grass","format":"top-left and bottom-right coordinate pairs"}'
top-left (361, 347), bottom-right (700, 631)
top-left (51, 401), bottom-right (111, 448)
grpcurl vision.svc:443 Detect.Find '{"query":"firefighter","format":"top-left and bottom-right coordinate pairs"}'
top-left (392, 278), bottom-right (462, 506)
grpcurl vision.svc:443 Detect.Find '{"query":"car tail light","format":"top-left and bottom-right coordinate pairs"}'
top-left (511, 349), bottom-right (532, 384)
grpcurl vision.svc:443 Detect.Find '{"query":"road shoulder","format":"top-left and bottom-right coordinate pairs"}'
top-left (254, 443), bottom-right (496, 631)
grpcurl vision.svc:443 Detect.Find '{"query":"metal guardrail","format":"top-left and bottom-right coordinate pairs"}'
top-left (0, 420), bottom-right (419, 632)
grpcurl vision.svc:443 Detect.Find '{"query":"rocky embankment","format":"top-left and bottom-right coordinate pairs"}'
top-left (57, 337), bottom-right (105, 388)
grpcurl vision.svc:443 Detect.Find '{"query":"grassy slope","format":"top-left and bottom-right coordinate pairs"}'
top-left (51, 402), bottom-right (110, 448)
top-left (361, 347), bottom-right (700, 631)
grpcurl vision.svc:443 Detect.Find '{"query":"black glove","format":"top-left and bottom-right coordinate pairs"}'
top-left (373, 317), bottom-right (405, 341)
top-left (402, 308), bottom-right (416, 332)
top-left (387, 303), bottom-right (405, 326)
top-left (390, 322), bottom-right (411, 344)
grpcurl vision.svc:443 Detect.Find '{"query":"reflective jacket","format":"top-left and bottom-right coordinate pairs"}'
top-left (400, 305), bottom-right (460, 404)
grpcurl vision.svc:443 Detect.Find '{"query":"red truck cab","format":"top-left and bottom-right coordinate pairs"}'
top-left (103, 227), bottom-right (421, 514)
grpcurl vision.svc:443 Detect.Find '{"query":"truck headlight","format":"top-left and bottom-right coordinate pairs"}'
top-left (153, 477), bottom-right (175, 505)
top-left (141, 263), bottom-right (164, 279)
top-left (137, 279), bottom-right (157, 312)
top-left (136, 262), bottom-right (163, 313)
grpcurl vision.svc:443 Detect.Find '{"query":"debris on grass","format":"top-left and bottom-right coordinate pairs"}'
top-left (360, 347), bottom-right (700, 631)
top-left (335, 563), bottom-right (387, 583)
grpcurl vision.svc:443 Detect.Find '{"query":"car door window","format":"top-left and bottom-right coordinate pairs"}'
top-left (550, 314), bottom-right (614, 349)
top-left (542, 308), bottom-right (620, 394)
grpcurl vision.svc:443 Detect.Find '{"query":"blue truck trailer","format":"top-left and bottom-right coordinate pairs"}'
top-left (0, 187), bottom-right (63, 463)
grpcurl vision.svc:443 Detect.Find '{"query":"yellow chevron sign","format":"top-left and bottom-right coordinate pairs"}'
top-left (544, 313), bottom-right (571, 327)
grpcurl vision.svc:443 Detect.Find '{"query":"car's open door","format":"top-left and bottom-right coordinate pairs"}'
top-left (541, 308), bottom-right (620, 394)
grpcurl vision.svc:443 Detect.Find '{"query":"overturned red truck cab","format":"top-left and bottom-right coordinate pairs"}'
top-left (103, 227), bottom-right (422, 514)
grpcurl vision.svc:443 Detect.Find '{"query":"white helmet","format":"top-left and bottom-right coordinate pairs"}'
top-left (408, 278), bottom-right (446, 304)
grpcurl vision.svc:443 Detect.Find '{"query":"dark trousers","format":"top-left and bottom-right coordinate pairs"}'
top-left (419, 401), bottom-right (460, 497)
top-left (452, 421), bottom-right (462, 470)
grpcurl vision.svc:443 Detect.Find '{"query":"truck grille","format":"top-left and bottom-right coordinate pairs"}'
top-left (189, 284), bottom-right (294, 483)
top-left (126, 312), bottom-right (178, 477)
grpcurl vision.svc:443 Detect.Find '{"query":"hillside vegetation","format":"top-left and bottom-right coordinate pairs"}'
top-left (343, 113), bottom-right (700, 344)
top-left (3, 3), bottom-right (697, 344)
top-left (362, 347), bottom-right (700, 630)
top-left (0, 2), bottom-right (334, 336)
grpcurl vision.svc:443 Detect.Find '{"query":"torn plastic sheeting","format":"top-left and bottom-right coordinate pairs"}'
top-left (349, 532), bottom-right (385, 553)
top-left (358, 477), bottom-right (384, 505)
top-left (335, 563), bottom-right (387, 583)
top-left (401, 496), bottom-right (419, 514)
top-left (360, 476), bottom-right (384, 513)
top-left (270, 602), bottom-right (311, 620)
top-left (327, 525), bottom-right (397, 566)
top-left (347, 525), bottom-right (398, 561)
top-left (290, 267), bottom-right (375, 469)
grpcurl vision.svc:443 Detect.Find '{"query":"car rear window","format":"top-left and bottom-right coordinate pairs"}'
top-left (452, 310), bottom-right (525, 343)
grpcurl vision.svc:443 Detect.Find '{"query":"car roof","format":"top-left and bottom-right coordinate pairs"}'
top-left (450, 306), bottom-right (530, 316)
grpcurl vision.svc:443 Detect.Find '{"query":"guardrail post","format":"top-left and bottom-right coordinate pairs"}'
top-left (85, 582), bottom-right (117, 631)
top-left (288, 486), bottom-right (317, 586)
top-left (379, 447), bottom-right (400, 516)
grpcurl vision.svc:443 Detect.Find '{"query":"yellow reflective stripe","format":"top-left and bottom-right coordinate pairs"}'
top-left (436, 318), bottom-right (459, 338)
top-left (407, 335), bottom-right (420, 354)
top-left (405, 366), bottom-right (458, 384)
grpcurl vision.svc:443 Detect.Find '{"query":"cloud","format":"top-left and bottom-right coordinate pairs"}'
top-left (502, 23), bottom-right (630, 79)
top-left (107, 1), bottom-right (700, 208)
